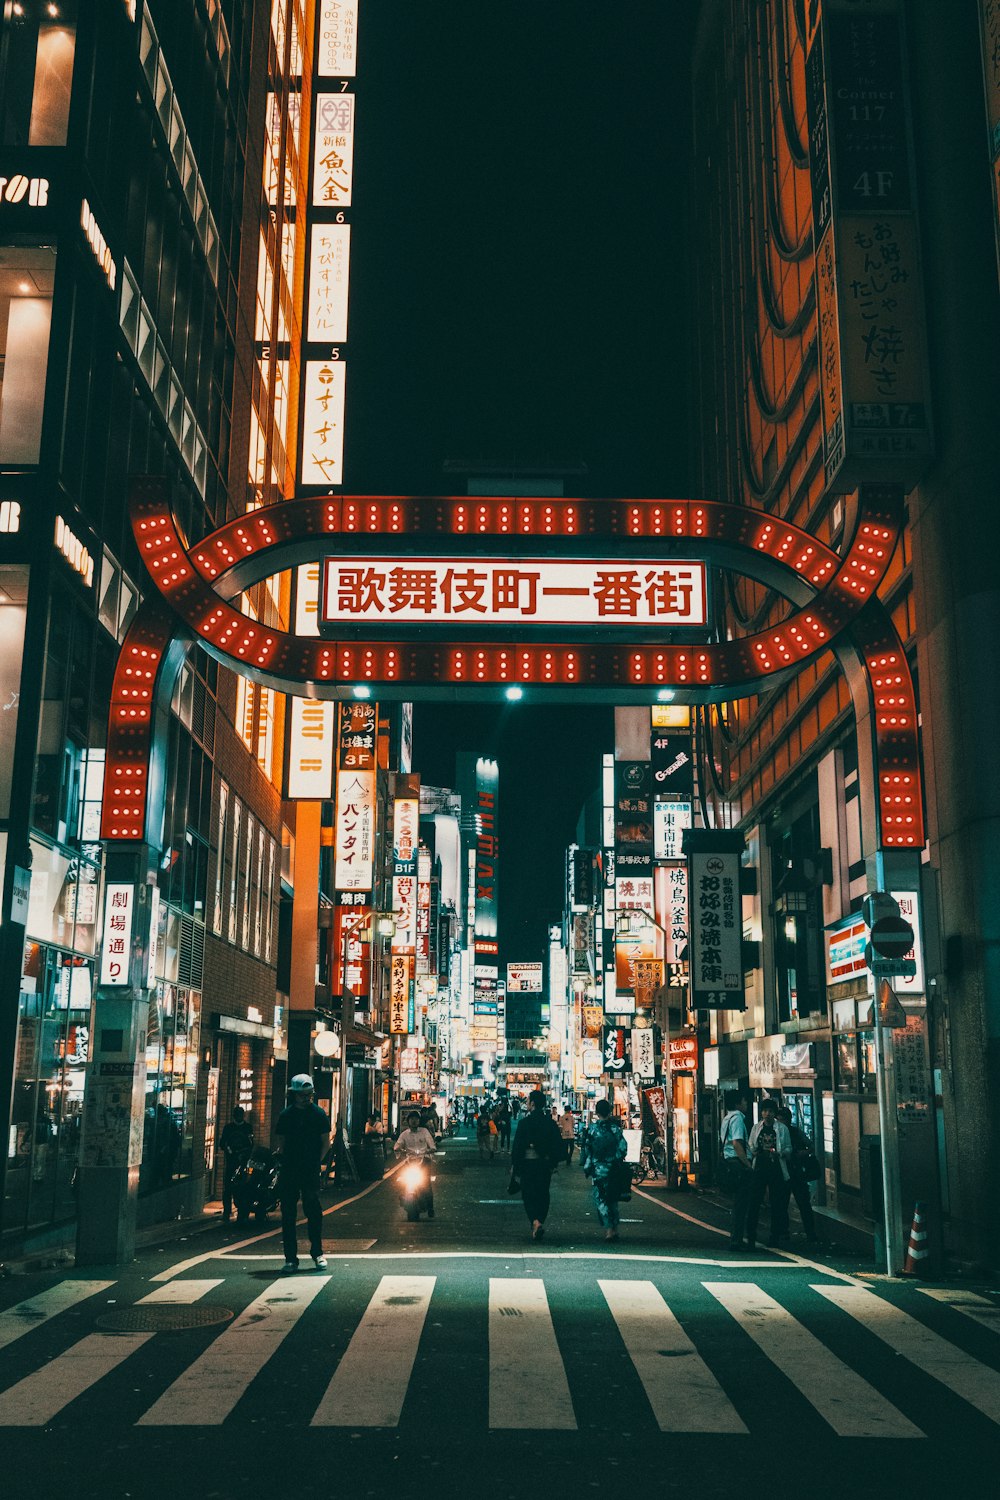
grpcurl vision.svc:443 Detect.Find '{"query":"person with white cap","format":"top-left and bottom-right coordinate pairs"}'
top-left (274, 1074), bottom-right (330, 1272)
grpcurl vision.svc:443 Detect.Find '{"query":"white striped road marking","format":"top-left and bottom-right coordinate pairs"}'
top-left (917, 1288), bottom-right (1000, 1335)
top-left (0, 1332), bottom-right (151, 1426)
top-left (488, 1278), bottom-right (576, 1430)
top-left (137, 1275), bottom-right (328, 1426)
top-left (814, 1284), bottom-right (1000, 1426)
top-left (138, 1280), bottom-right (223, 1304)
top-left (705, 1282), bottom-right (922, 1438)
top-left (151, 1167), bottom-right (400, 1282)
top-left (599, 1279), bottom-right (746, 1433)
top-left (311, 1275), bottom-right (435, 1426)
top-left (0, 1280), bottom-right (114, 1351)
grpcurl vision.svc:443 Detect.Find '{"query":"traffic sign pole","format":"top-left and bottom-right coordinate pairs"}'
top-left (866, 878), bottom-right (906, 1275)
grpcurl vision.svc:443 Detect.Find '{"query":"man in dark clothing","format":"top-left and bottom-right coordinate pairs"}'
top-left (219, 1106), bottom-right (253, 1222)
top-left (775, 1105), bottom-right (820, 1243)
top-left (275, 1074), bottom-right (331, 1272)
top-left (511, 1089), bottom-right (564, 1241)
top-left (494, 1100), bottom-right (512, 1151)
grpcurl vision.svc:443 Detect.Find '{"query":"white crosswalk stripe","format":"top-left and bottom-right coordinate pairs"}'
top-left (600, 1279), bottom-right (746, 1433)
top-left (489, 1278), bottom-right (576, 1429)
top-left (0, 1280), bottom-right (114, 1351)
top-left (312, 1275), bottom-right (435, 1426)
top-left (813, 1284), bottom-right (1000, 1426)
top-left (704, 1281), bottom-right (922, 1437)
top-left (137, 1275), bottom-right (328, 1426)
top-left (918, 1287), bottom-right (1000, 1335)
top-left (2, 1272), bottom-right (999, 1434)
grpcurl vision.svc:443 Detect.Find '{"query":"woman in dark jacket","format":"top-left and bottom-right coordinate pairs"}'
top-left (510, 1090), bottom-right (564, 1241)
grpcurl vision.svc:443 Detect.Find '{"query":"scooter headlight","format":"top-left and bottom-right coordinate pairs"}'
top-left (400, 1164), bottom-right (424, 1191)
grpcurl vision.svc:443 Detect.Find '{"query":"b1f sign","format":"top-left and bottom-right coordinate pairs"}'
top-left (100, 884), bottom-right (135, 986)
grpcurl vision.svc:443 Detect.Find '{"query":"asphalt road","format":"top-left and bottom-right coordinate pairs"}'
top-left (0, 1134), bottom-right (998, 1500)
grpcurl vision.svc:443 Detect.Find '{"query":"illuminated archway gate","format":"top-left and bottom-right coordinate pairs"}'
top-left (102, 478), bottom-right (923, 853)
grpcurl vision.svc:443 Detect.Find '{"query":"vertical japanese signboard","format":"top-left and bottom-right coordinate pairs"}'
top-left (683, 830), bottom-right (745, 1010)
top-left (805, 0), bottom-right (932, 491)
top-left (602, 1024), bottom-right (630, 1076)
top-left (391, 773), bottom-right (420, 950)
top-left (303, 4), bottom-right (360, 490)
top-left (334, 702), bottom-right (376, 892)
top-left (99, 884), bottom-right (134, 986)
top-left (614, 760), bottom-right (653, 881)
top-left (286, 698), bottom-right (335, 799)
top-left (631, 1025), bottom-right (656, 1083)
top-left (390, 952), bottom-right (412, 1034)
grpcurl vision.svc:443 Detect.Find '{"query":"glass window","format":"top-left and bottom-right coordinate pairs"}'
top-left (835, 1035), bottom-right (859, 1093)
top-left (0, 250), bottom-right (56, 464)
top-left (141, 983), bottom-right (201, 1193)
top-left (0, 564), bottom-right (28, 819)
top-left (1, 6), bottom-right (78, 147)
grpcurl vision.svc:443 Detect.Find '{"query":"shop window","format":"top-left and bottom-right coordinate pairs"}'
top-left (835, 1035), bottom-right (859, 1093)
top-left (0, 563), bottom-right (28, 819)
top-left (97, 550), bottom-right (139, 642)
top-left (141, 983), bottom-right (200, 1193)
top-left (1, 4), bottom-right (77, 147)
top-left (0, 249), bottom-right (56, 465)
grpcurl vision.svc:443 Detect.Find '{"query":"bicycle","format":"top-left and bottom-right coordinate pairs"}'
top-left (630, 1137), bottom-right (668, 1186)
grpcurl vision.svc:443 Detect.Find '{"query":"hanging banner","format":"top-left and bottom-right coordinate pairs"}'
top-left (683, 830), bottom-right (746, 1010)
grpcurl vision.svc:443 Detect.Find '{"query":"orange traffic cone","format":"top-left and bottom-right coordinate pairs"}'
top-left (902, 1201), bottom-right (931, 1277)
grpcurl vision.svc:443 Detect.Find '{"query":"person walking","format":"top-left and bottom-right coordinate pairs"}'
top-left (558, 1104), bottom-right (577, 1163)
top-left (581, 1099), bottom-right (628, 1240)
top-left (510, 1089), bottom-right (564, 1241)
top-left (219, 1105), bottom-right (253, 1223)
top-left (746, 1096), bottom-right (793, 1248)
top-left (494, 1098), bottom-right (512, 1152)
top-left (477, 1107), bottom-right (499, 1162)
top-left (775, 1105), bottom-right (820, 1244)
top-left (274, 1074), bottom-right (331, 1272)
top-left (719, 1090), bottom-right (753, 1248)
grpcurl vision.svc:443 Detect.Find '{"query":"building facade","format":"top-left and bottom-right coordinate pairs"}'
top-left (689, 0), bottom-right (1000, 1267)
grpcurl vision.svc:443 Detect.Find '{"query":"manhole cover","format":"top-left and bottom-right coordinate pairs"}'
top-left (96, 1305), bottom-right (234, 1332)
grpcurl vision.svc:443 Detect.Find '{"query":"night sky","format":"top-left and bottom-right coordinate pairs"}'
top-left (343, 2), bottom-right (697, 962)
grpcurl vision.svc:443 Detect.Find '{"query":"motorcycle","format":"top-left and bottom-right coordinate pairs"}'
top-left (231, 1147), bottom-right (280, 1225)
top-left (396, 1154), bottom-right (435, 1221)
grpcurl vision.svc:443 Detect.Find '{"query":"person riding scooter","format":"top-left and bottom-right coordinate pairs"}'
top-left (231, 1143), bottom-right (280, 1225)
top-left (394, 1110), bottom-right (439, 1220)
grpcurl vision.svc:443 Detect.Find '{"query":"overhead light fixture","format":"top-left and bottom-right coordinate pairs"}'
top-left (505, 685), bottom-right (523, 702)
top-left (351, 684), bottom-right (371, 699)
top-left (657, 689), bottom-right (676, 702)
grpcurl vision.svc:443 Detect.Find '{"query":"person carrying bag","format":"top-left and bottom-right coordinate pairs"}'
top-left (581, 1099), bottom-right (629, 1242)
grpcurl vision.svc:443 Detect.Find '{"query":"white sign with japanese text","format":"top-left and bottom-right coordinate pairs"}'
top-left (654, 862), bottom-right (688, 965)
top-left (301, 360), bottom-right (346, 486)
top-left (308, 224), bottom-right (351, 343)
top-left (312, 93), bottom-right (355, 207)
top-left (317, 1), bottom-right (359, 77)
top-left (320, 558), bottom-right (707, 628)
top-left (654, 799), bottom-right (692, 860)
top-left (506, 963), bottom-right (543, 992)
top-left (99, 883), bottom-right (134, 986)
top-left (286, 698), bottom-right (335, 799)
top-left (334, 769), bottom-right (375, 891)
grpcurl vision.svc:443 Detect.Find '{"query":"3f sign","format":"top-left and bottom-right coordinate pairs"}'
top-left (853, 170), bottom-right (894, 199)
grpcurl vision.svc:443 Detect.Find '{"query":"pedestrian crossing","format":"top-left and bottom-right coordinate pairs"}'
top-left (0, 1272), bottom-right (997, 1435)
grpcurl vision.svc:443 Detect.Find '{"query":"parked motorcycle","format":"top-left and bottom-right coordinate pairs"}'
top-left (231, 1146), bottom-right (280, 1225)
top-left (396, 1155), bottom-right (435, 1221)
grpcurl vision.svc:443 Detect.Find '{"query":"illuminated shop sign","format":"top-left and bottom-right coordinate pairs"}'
top-left (317, 0), bottom-right (359, 77)
top-left (321, 558), bottom-right (707, 629)
top-left (653, 799), bottom-right (692, 860)
top-left (99, 883), bottom-right (135, 986)
top-left (286, 698), bottom-right (335, 798)
top-left (307, 223), bottom-right (350, 342)
top-left (0, 174), bottom-right (49, 207)
top-left (826, 912), bottom-right (867, 984)
top-left (334, 768), bottom-right (375, 890)
top-left (81, 200), bottom-right (117, 291)
top-left (0, 500), bottom-right (20, 533)
top-left (506, 963), bottom-right (543, 992)
top-left (685, 831), bottom-right (745, 1011)
top-left (54, 517), bottom-right (95, 587)
top-left (300, 359), bottom-right (346, 485)
top-left (313, 94), bottom-right (355, 207)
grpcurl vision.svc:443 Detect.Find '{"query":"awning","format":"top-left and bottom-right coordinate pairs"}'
top-left (346, 1021), bottom-right (386, 1047)
top-left (212, 1014), bottom-right (276, 1041)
